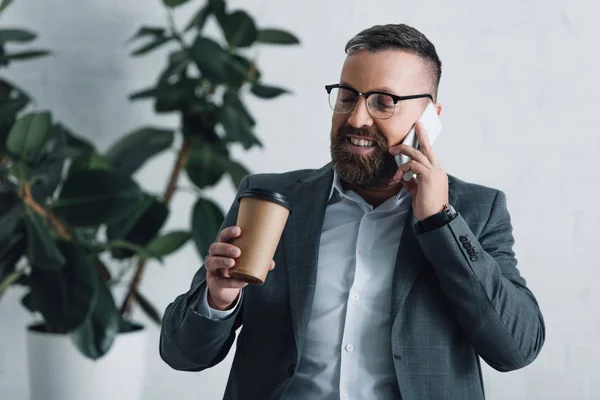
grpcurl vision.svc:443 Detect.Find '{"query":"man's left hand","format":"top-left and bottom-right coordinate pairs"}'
top-left (388, 122), bottom-right (449, 221)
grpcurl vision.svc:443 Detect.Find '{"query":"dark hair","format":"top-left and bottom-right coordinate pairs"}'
top-left (345, 24), bottom-right (442, 98)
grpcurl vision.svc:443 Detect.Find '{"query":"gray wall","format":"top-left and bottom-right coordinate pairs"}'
top-left (1, 0), bottom-right (598, 399)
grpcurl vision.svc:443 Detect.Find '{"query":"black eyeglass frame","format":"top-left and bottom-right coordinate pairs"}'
top-left (325, 84), bottom-right (433, 119)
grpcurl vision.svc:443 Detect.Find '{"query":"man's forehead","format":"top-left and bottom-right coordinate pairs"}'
top-left (340, 50), bottom-right (424, 93)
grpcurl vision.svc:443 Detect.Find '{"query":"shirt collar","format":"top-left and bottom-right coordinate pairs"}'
top-left (328, 170), bottom-right (410, 205)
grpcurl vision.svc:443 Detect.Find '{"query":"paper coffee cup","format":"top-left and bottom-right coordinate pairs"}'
top-left (229, 188), bottom-right (291, 285)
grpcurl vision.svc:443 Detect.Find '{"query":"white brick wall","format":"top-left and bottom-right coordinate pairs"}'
top-left (1, 0), bottom-right (599, 399)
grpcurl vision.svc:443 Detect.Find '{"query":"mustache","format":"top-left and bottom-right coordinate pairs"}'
top-left (337, 124), bottom-right (387, 147)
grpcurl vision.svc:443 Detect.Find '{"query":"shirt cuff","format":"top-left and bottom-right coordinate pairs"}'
top-left (194, 284), bottom-right (242, 321)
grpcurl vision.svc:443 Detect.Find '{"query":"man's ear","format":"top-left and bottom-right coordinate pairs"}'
top-left (434, 103), bottom-right (443, 116)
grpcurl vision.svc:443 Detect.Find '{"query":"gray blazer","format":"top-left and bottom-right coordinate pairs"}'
top-left (160, 163), bottom-right (545, 400)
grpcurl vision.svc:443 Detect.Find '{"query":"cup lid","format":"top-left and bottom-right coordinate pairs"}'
top-left (238, 188), bottom-right (291, 211)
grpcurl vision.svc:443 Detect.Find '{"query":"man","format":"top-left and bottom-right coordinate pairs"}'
top-left (160, 24), bottom-right (545, 400)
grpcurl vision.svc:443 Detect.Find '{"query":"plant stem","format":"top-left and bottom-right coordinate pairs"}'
top-left (0, 269), bottom-right (24, 297)
top-left (120, 137), bottom-right (192, 317)
top-left (21, 181), bottom-right (71, 240)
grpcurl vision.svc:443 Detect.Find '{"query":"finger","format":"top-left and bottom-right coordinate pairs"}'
top-left (393, 160), bottom-right (430, 182)
top-left (218, 226), bottom-right (242, 243)
top-left (415, 122), bottom-right (440, 166)
top-left (401, 176), bottom-right (418, 196)
top-left (269, 260), bottom-right (276, 271)
top-left (210, 276), bottom-right (248, 289)
top-left (205, 255), bottom-right (235, 272)
top-left (209, 242), bottom-right (241, 258)
top-left (389, 144), bottom-right (432, 168)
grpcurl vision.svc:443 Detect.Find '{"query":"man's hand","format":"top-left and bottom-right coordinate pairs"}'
top-left (389, 122), bottom-right (449, 221)
top-left (205, 226), bottom-right (275, 311)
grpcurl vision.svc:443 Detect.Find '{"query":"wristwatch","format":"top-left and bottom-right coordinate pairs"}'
top-left (414, 204), bottom-right (458, 235)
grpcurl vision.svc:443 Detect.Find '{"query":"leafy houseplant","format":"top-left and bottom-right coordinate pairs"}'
top-left (0, 0), bottom-right (300, 361)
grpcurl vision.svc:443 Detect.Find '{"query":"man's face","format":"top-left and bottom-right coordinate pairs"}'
top-left (330, 50), bottom-right (440, 189)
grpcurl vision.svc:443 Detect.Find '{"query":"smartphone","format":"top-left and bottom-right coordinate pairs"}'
top-left (395, 102), bottom-right (442, 181)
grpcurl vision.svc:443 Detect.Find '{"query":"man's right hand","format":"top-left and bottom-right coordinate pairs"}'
top-left (205, 226), bottom-right (275, 311)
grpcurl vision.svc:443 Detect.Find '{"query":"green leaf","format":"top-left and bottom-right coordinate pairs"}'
top-left (190, 36), bottom-right (228, 83)
top-left (105, 127), bottom-right (174, 175)
top-left (130, 36), bottom-right (172, 57)
top-left (0, 192), bottom-right (24, 245)
top-left (130, 79), bottom-right (196, 113)
top-left (225, 54), bottom-right (259, 87)
top-left (29, 240), bottom-right (97, 333)
top-left (218, 94), bottom-right (261, 149)
top-left (0, 29), bottom-right (36, 43)
top-left (185, 141), bottom-right (249, 189)
top-left (227, 160), bottom-right (250, 188)
top-left (103, 240), bottom-right (159, 262)
top-left (185, 140), bottom-right (228, 189)
top-left (146, 231), bottom-right (190, 258)
top-left (56, 123), bottom-right (95, 156)
top-left (134, 289), bottom-right (162, 325)
top-left (21, 291), bottom-right (35, 312)
top-left (0, 0), bottom-right (14, 14)
top-left (24, 211), bottom-right (66, 272)
top-left (67, 151), bottom-right (110, 178)
top-left (7, 111), bottom-right (52, 159)
top-left (162, 0), bottom-right (192, 8)
top-left (184, 2), bottom-right (212, 32)
top-left (128, 26), bottom-right (166, 42)
top-left (191, 197), bottom-right (224, 259)
top-left (0, 233), bottom-right (26, 288)
top-left (0, 50), bottom-right (50, 62)
top-left (219, 10), bottom-right (257, 49)
top-left (53, 170), bottom-right (144, 227)
top-left (256, 28), bottom-right (300, 45)
top-left (71, 273), bottom-right (120, 359)
top-left (158, 50), bottom-right (190, 85)
top-left (29, 158), bottom-right (65, 203)
top-left (106, 195), bottom-right (169, 259)
top-left (251, 84), bottom-right (290, 99)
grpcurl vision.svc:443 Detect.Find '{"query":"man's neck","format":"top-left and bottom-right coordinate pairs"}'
top-left (341, 180), bottom-right (403, 208)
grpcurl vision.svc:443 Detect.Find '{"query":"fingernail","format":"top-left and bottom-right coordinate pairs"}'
top-left (230, 248), bottom-right (240, 257)
top-left (225, 258), bottom-right (235, 267)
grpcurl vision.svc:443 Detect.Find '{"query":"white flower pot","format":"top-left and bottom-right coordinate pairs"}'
top-left (26, 324), bottom-right (147, 400)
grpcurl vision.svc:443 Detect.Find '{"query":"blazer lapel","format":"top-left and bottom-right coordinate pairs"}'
top-left (283, 164), bottom-right (334, 355)
top-left (391, 176), bottom-right (459, 318)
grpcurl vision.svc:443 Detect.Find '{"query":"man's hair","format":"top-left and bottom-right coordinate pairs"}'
top-left (345, 24), bottom-right (442, 99)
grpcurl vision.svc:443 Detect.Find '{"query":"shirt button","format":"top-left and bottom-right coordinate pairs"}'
top-left (346, 344), bottom-right (354, 352)
top-left (358, 250), bottom-right (363, 257)
top-left (352, 293), bottom-right (359, 301)
top-left (343, 394), bottom-right (349, 400)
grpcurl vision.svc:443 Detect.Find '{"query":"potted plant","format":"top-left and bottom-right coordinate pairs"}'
top-left (0, 0), bottom-right (299, 399)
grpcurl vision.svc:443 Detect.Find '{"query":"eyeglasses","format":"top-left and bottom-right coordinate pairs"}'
top-left (325, 84), bottom-right (433, 120)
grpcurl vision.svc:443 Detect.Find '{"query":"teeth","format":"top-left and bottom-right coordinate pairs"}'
top-left (350, 137), bottom-right (374, 147)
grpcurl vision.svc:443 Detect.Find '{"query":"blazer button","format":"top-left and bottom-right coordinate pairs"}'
top-left (459, 235), bottom-right (469, 243)
top-left (467, 247), bottom-right (477, 256)
top-left (470, 255), bottom-right (478, 262)
top-left (463, 242), bottom-right (473, 250)
top-left (288, 364), bottom-right (296, 376)
top-left (393, 354), bottom-right (402, 360)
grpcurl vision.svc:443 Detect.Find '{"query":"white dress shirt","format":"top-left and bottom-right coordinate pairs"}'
top-left (197, 172), bottom-right (412, 400)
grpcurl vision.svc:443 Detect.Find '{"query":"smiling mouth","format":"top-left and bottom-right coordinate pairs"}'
top-left (347, 137), bottom-right (376, 148)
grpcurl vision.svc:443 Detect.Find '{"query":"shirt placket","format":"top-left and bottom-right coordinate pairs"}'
top-left (339, 208), bottom-right (371, 400)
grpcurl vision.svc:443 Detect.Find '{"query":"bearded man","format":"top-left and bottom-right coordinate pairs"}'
top-left (160, 23), bottom-right (545, 400)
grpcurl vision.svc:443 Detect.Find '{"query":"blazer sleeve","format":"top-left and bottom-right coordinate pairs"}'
top-left (158, 176), bottom-right (249, 371)
top-left (416, 189), bottom-right (545, 372)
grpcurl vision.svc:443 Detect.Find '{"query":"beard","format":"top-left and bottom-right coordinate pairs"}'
top-left (330, 123), bottom-right (399, 189)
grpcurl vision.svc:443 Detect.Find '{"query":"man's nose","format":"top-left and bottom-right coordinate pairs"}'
top-left (347, 97), bottom-right (374, 129)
